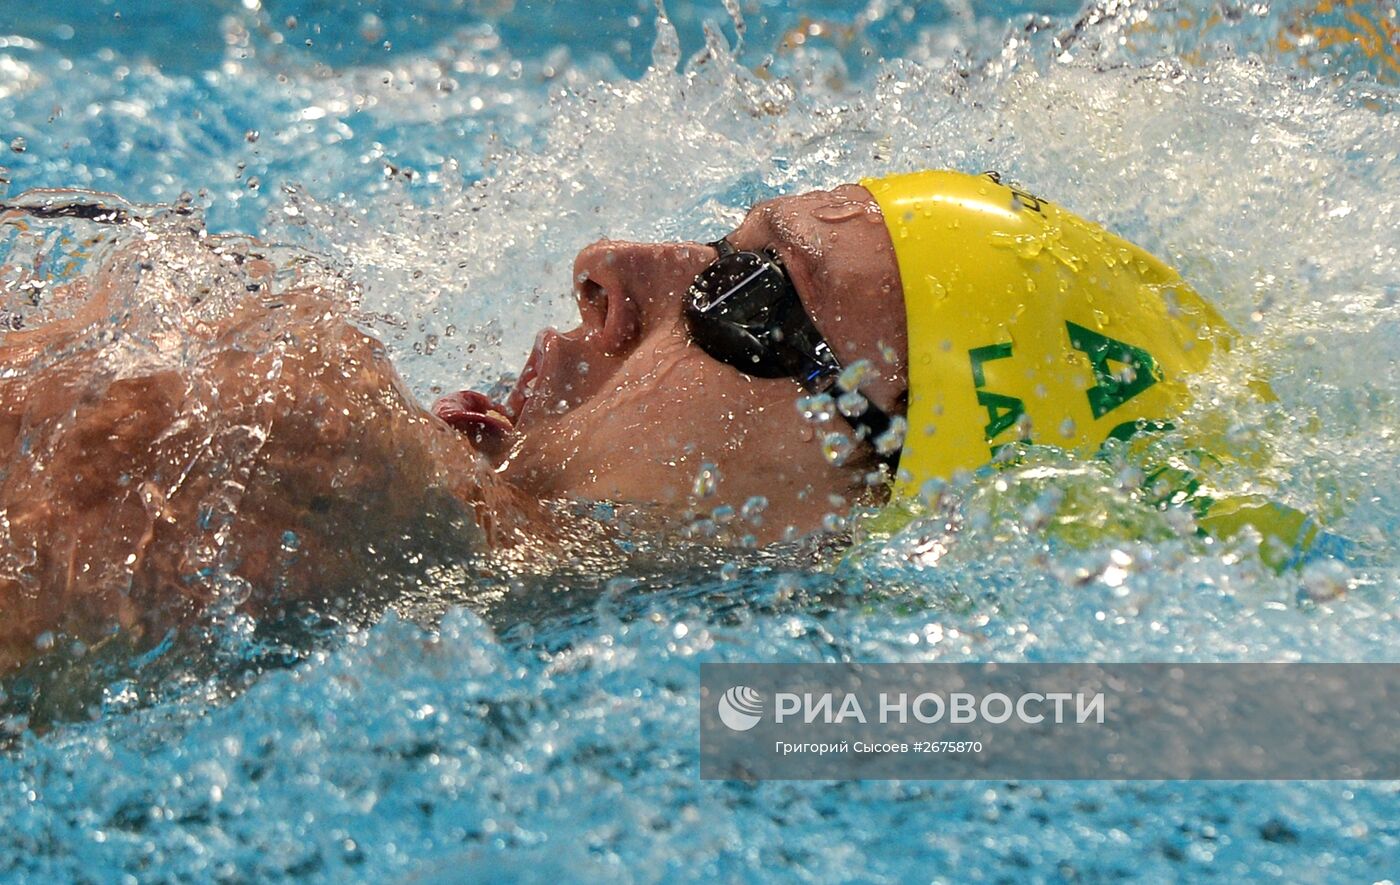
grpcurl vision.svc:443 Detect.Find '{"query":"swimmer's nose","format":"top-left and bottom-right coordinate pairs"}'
top-left (570, 239), bottom-right (714, 356)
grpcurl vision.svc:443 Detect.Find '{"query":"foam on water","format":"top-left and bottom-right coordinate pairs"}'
top-left (1, 0), bottom-right (1399, 880)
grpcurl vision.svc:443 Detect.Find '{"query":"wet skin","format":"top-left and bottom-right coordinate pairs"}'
top-left (435, 183), bottom-right (907, 539)
top-left (0, 184), bottom-right (905, 673)
top-left (0, 271), bottom-right (534, 674)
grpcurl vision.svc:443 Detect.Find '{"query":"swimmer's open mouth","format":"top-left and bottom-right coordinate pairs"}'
top-left (431, 333), bottom-right (544, 446)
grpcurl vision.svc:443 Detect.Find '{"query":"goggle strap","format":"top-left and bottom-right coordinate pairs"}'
top-left (710, 238), bottom-right (737, 258)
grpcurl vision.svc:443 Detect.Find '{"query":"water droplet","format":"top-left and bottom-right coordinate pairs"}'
top-left (359, 13), bottom-right (385, 43)
top-left (740, 496), bottom-right (768, 524)
top-left (874, 416), bottom-right (908, 455)
top-left (245, 130), bottom-right (260, 143)
top-left (821, 432), bottom-right (854, 465)
top-left (797, 393), bottom-right (835, 423)
top-left (918, 477), bottom-right (948, 505)
top-left (220, 577), bottom-right (253, 605)
top-left (688, 518), bottom-right (717, 538)
top-left (837, 390), bottom-right (868, 418)
top-left (1301, 558), bottom-right (1351, 601)
top-left (836, 359), bottom-right (874, 392)
top-left (812, 201), bottom-right (867, 223)
top-left (9, 137), bottom-right (25, 153)
top-left (692, 462), bottom-right (721, 498)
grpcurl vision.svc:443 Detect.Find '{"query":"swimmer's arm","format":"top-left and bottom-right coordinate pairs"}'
top-left (0, 289), bottom-right (543, 670)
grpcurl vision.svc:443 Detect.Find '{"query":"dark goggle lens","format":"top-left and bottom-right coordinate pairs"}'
top-left (687, 249), bottom-right (788, 314)
top-left (685, 249), bottom-right (801, 378)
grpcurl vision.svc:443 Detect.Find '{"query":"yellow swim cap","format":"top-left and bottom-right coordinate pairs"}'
top-left (859, 169), bottom-right (1234, 497)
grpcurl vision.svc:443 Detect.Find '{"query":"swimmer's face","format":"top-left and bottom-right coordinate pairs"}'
top-left (482, 184), bottom-right (906, 541)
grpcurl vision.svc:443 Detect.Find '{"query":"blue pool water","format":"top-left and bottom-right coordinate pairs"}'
top-left (2, 0), bottom-right (1399, 880)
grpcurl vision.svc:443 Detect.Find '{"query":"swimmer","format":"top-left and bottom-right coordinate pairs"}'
top-left (0, 170), bottom-right (1307, 674)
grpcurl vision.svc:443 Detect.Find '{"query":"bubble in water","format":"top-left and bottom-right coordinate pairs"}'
top-left (9, 137), bottom-right (25, 153)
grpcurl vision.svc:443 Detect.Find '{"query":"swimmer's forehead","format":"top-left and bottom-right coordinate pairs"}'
top-left (728, 184), bottom-right (873, 256)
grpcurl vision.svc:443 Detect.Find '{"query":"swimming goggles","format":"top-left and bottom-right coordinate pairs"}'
top-left (684, 237), bottom-right (900, 468)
